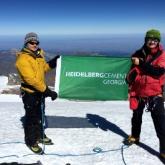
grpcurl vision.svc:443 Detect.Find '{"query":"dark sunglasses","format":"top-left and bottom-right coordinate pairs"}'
top-left (146, 38), bottom-right (159, 43)
top-left (28, 41), bottom-right (40, 45)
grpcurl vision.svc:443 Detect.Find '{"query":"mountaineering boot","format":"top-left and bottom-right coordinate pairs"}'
top-left (159, 153), bottom-right (165, 163)
top-left (123, 135), bottom-right (140, 145)
top-left (28, 143), bottom-right (43, 154)
top-left (38, 136), bottom-right (54, 145)
top-left (160, 153), bottom-right (165, 159)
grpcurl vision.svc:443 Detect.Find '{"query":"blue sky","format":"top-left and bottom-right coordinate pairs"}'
top-left (0, 0), bottom-right (165, 35)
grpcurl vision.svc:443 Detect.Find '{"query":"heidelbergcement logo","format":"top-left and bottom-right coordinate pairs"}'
top-left (65, 71), bottom-right (127, 85)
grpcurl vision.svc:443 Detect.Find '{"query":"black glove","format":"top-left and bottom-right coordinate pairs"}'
top-left (44, 87), bottom-right (58, 100)
top-left (48, 55), bottom-right (60, 68)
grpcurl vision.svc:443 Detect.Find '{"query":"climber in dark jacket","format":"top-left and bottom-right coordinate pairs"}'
top-left (124, 29), bottom-right (165, 161)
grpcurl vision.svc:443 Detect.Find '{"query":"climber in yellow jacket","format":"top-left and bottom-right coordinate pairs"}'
top-left (15, 32), bottom-right (59, 154)
top-left (16, 46), bottom-right (50, 93)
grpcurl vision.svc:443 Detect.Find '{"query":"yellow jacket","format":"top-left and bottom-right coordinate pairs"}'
top-left (15, 48), bottom-right (51, 93)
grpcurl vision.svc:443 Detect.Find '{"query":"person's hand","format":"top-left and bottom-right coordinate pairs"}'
top-left (132, 57), bottom-right (144, 66)
top-left (54, 55), bottom-right (60, 60)
top-left (50, 91), bottom-right (58, 100)
top-left (43, 87), bottom-right (58, 101)
top-left (48, 55), bottom-right (60, 68)
top-left (132, 57), bottom-right (140, 65)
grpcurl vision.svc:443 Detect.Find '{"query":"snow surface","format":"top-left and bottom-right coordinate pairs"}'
top-left (0, 94), bottom-right (164, 165)
top-left (0, 76), bottom-right (8, 92)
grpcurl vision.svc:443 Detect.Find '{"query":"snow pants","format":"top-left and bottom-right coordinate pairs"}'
top-left (22, 91), bottom-right (45, 146)
top-left (131, 96), bottom-right (165, 154)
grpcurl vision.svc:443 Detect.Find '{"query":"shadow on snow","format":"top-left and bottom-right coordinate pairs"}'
top-left (20, 114), bottom-right (164, 163)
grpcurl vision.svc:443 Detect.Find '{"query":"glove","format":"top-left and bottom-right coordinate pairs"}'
top-left (48, 55), bottom-right (60, 68)
top-left (43, 87), bottom-right (58, 101)
top-left (129, 96), bottom-right (139, 110)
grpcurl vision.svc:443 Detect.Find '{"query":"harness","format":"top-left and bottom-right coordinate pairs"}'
top-left (21, 83), bottom-right (38, 92)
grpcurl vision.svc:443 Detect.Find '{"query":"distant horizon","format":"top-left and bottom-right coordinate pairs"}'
top-left (0, 34), bottom-right (165, 56)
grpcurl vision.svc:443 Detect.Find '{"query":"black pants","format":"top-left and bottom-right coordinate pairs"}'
top-left (22, 91), bottom-right (45, 146)
top-left (131, 96), bottom-right (165, 153)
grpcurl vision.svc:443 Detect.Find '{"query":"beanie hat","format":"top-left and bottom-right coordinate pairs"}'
top-left (145, 29), bottom-right (161, 41)
top-left (24, 32), bottom-right (39, 45)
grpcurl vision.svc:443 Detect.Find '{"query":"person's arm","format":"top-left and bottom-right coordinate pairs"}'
top-left (43, 86), bottom-right (58, 100)
top-left (48, 55), bottom-right (60, 69)
top-left (132, 57), bottom-right (165, 76)
top-left (38, 49), bottom-right (52, 72)
top-left (140, 62), bottom-right (165, 76)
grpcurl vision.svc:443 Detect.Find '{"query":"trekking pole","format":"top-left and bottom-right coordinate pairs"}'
top-left (41, 95), bottom-right (46, 154)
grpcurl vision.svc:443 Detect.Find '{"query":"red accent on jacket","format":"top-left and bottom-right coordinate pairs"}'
top-left (129, 45), bottom-right (165, 97)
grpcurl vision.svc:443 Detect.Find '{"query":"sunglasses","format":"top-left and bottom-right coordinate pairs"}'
top-left (28, 41), bottom-right (40, 45)
top-left (146, 38), bottom-right (159, 43)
